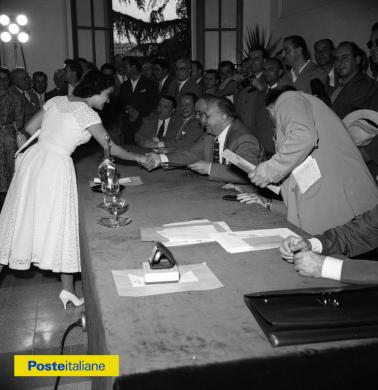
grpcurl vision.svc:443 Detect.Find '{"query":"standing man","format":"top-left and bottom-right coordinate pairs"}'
top-left (314, 39), bottom-right (337, 93)
top-left (63, 59), bottom-right (83, 96)
top-left (331, 41), bottom-right (376, 118)
top-left (153, 58), bottom-right (175, 99)
top-left (281, 35), bottom-right (328, 94)
top-left (248, 90), bottom-right (378, 235)
top-left (172, 58), bottom-right (202, 103)
top-left (118, 56), bottom-right (158, 144)
top-left (146, 97), bottom-right (264, 184)
top-left (9, 68), bottom-right (39, 130)
top-left (32, 71), bottom-right (48, 109)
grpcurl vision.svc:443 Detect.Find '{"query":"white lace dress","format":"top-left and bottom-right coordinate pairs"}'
top-left (0, 96), bottom-right (101, 273)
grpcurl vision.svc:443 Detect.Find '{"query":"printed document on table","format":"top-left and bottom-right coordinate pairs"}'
top-left (112, 262), bottom-right (223, 297)
top-left (141, 220), bottom-right (231, 246)
top-left (211, 228), bottom-right (299, 253)
top-left (292, 156), bottom-right (321, 194)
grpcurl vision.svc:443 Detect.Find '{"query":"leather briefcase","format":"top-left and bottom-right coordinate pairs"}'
top-left (244, 285), bottom-right (378, 347)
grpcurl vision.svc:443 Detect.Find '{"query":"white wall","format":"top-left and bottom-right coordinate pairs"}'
top-left (270, 0), bottom-right (378, 58)
top-left (0, 0), bottom-right (71, 89)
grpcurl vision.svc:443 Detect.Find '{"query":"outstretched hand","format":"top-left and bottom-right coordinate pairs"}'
top-left (141, 152), bottom-right (161, 171)
top-left (248, 164), bottom-right (271, 188)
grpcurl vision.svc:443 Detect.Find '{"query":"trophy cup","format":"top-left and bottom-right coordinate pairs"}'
top-left (97, 135), bottom-right (131, 228)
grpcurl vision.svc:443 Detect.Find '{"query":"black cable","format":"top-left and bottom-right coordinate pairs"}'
top-left (53, 318), bottom-right (83, 390)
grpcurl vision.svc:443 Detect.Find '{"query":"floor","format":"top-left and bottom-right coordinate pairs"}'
top-left (0, 266), bottom-right (91, 390)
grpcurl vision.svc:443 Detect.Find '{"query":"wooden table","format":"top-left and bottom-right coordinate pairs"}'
top-left (76, 151), bottom-right (378, 390)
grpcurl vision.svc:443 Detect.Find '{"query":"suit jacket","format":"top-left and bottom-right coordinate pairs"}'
top-left (314, 204), bottom-right (378, 284)
top-left (331, 73), bottom-right (376, 119)
top-left (118, 74), bottom-right (159, 143)
top-left (235, 87), bottom-right (275, 156)
top-left (260, 91), bottom-right (378, 235)
top-left (119, 74), bottom-right (158, 118)
top-left (134, 113), bottom-right (181, 146)
top-left (166, 119), bottom-right (264, 184)
top-left (282, 61), bottom-right (328, 94)
top-left (159, 74), bottom-right (176, 99)
top-left (164, 115), bottom-right (204, 150)
top-left (170, 78), bottom-right (202, 103)
top-left (8, 85), bottom-right (39, 129)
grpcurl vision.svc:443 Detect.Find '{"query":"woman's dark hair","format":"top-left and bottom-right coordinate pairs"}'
top-left (265, 85), bottom-right (297, 106)
top-left (284, 35), bottom-right (311, 60)
top-left (73, 70), bottom-right (115, 98)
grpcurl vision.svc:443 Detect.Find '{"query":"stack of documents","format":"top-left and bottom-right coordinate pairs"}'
top-left (141, 219), bottom-right (231, 247)
top-left (210, 228), bottom-right (298, 253)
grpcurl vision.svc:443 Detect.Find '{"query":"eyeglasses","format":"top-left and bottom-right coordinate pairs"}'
top-left (367, 39), bottom-right (378, 49)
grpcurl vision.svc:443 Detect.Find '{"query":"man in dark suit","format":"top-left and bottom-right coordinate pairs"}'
top-left (171, 58), bottom-right (202, 103)
top-left (135, 95), bottom-right (178, 147)
top-left (45, 68), bottom-right (68, 101)
top-left (9, 68), bottom-right (39, 130)
top-left (331, 41), bottom-right (376, 119)
top-left (191, 60), bottom-right (205, 95)
top-left (32, 71), bottom-right (48, 108)
top-left (146, 97), bottom-right (264, 184)
top-left (118, 56), bottom-right (159, 144)
top-left (153, 58), bottom-right (176, 99)
top-left (280, 204), bottom-right (378, 285)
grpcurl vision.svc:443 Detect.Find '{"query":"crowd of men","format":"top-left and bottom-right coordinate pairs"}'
top-left (1, 23), bottom-right (378, 284)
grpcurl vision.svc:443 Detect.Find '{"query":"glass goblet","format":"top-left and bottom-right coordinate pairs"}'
top-left (98, 193), bottom-right (132, 228)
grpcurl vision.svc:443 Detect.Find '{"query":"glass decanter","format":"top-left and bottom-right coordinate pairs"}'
top-left (98, 134), bottom-right (120, 194)
top-left (98, 193), bottom-right (132, 228)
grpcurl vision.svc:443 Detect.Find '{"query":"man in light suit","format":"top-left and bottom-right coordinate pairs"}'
top-left (171, 58), bottom-right (202, 103)
top-left (248, 90), bottom-right (378, 235)
top-left (281, 35), bottom-right (328, 94)
top-left (147, 97), bottom-right (264, 184)
top-left (280, 204), bottom-right (378, 285)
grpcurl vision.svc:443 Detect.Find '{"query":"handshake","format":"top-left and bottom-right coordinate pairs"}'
top-left (140, 152), bottom-right (162, 171)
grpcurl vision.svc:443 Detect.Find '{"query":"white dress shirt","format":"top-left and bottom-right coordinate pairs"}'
top-left (159, 74), bottom-right (169, 92)
top-left (130, 75), bottom-right (141, 92)
top-left (291, 60), bottom-right (310, 83)
top-left (309, 237), bottom-right (343, 280)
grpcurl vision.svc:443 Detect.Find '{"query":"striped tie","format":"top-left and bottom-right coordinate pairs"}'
top-left (213, 138), bottom-right (220, 163)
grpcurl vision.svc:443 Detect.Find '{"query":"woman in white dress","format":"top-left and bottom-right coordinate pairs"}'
top-left (0, 71), bottom-right (149, 309)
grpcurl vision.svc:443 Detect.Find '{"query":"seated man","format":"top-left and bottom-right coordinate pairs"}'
top-left (136, 94), bottom-right (204, 151)
top-left (280, 204), bottom-right (378, 285)
top-left (135, 95), bottom-right (178, 147)
top-left (147, 96), bottom-right (265, 184)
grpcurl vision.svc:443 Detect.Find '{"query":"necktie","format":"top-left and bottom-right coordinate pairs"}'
top-left (156, 120), bottom-right (166, 139)
top-left (213, 138), bottom-right (220, 163)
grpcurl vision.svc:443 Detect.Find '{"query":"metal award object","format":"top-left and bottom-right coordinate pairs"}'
top-left (97, 135), bottom-right (132, 228)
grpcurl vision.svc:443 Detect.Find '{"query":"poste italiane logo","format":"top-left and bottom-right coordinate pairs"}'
top-left (14, 355), bottom-right (119, 376)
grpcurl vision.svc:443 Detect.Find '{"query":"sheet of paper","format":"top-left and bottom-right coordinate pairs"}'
top-left (211, 228), bottom-right (299, 253)
top-left (292, 156), bottom-right (321, 194)
top-left (112, 263), bottom-right (223, 297)
top-left (141, 221), bottom-right (231, 246)
top-left (223, 149), bottom-right (281, 195)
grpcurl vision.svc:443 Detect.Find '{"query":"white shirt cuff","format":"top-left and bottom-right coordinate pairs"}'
top-left (160, 154), bottom-right (168, 163)
top-left (157, 141), bottom-right (165, 147)
top-left (321, 257), bottom-right (343, 281)
top-left (309, 238), bottom-right (323, 253)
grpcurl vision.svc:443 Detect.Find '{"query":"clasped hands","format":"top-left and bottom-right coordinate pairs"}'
top-left (139, 153), bottom-right (211, 175)
top-left (280, 236), bottom-right (325, 278)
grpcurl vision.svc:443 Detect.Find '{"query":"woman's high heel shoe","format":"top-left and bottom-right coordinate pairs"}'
top-left (59, 290), bottom-right (84, 310)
